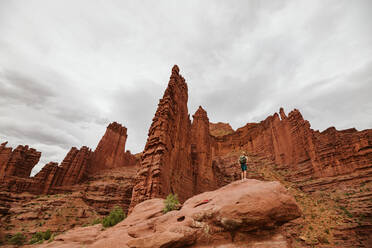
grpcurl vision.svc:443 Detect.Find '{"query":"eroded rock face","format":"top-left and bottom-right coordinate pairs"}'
top-left (210, 108), bottom-right (372, 183)
top-left (208, 108), bottom-right (372, 247)
top-left (89, 122), bottom-right (136, 175)
top-left (81, 166), bottom-right (138, 215)
top-left (0, 121), bottom-right (139, 195)
top-left (209, 122), bottom-right (234, 137)
top-left (130, 65), bottom-right (193, 209)
top-left (37, 180), bottom-right (301, 248)
top-left (0, 142), bottom-right (41, 180)
top-left (29, 146), bottom-right (93, 194)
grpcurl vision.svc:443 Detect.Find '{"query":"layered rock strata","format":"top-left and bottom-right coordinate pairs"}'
top-left (210, 108), bottom-right (372, 183)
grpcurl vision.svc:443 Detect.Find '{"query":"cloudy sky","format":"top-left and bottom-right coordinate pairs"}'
top-left (0, 0), bottom-right (371, 174)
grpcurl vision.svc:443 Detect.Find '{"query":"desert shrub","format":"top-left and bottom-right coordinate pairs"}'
top-left (9, 233), bottom-right (26, 246)
top-left (163, 193), bottom-right (179, 214)
top-left (43, 229), bottom-right (52, 240)
top-left (29, 229), bottom-right (52, 244)
top-left (102, 206), bottom-right (125, 228)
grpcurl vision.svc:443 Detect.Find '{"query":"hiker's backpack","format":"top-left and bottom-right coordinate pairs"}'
top-left (239, 155), bottom-right (247, 164)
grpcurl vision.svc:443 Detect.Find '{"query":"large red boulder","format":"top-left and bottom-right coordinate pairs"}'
top-left (37, 179), bottom-right (301, 248)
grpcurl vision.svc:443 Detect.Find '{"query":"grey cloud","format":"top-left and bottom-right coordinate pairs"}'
top-left (0, 122), bottom-right (79, 149)
top-left (0, 70), bottom-right (56, 107)
top-left (193, 74), bottom-right (268, 122)
top-left (109, 79), bottom-right (164, 152)
top-left (299, 61), bottom-right (372, 131)
top-left (46, 103), bottom-right (109, 125)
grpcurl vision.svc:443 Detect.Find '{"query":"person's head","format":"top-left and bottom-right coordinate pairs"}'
top-left (242, 151), bottom-right (246, 156)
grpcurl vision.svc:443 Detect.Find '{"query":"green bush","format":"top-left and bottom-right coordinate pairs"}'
top-left (163, 193), bottom-right (179, 214)
top-left (29, 229), bottom-right (52, 244)
top-left (102, 206), bottom-right (125, 228)
top-left (43, 229), bottom-right (52, 240)
top-left (9, 233), bottom-right (26, 246)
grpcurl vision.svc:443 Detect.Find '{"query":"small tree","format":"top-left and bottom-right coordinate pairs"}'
top-left (102, 206), bottom-right (125, 228)
top-left (163, 193), bottom-right (180, 214)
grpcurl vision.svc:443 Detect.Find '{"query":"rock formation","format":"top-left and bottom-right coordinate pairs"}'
top-left (1, 65), bottom-right (371, 247)
top-left (36, 180), bottom-right (301, 248)
top-left (208, 108), bottom-right (372, 247)
top-left (89, 122), bottom-right (136, 175)
top-left (130, 65), bottom-right (193, 209)
top-left (191, 106), bottom-right (217, 194)
top-left (0, 122), bottom-right (138, 195)
top-left (29, 146), bottom-right (93, 194)
top-left (0, 142), bottom-right (41, 180)
top-left (210, 107), bottom-right (372, 183)
top-left (209, 122), bottom-right (234, 137)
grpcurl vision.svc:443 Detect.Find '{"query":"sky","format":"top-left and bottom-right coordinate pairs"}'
top-left (0, 0), bottom-right (371, 175)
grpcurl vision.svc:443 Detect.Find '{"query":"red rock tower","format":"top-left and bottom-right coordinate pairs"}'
top-left (130, 65), bottom-right (193, 209)
top-left (89, 122), bottom-right (129, 174)
top-left (191, 106), bottom-right (217, 194)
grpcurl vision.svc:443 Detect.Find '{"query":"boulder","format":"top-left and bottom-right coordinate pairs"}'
top-left (37, 179), bottom-right (301, 248)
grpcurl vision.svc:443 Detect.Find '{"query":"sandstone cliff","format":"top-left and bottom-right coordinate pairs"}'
top-left (210, 107), bottom-right (372, 183)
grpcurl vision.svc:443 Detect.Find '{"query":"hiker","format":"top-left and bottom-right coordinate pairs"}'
top-left (239, 152), bottom-right (248, 180)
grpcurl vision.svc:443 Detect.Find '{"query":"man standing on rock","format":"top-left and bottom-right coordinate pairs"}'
top-left (239, 152), bottom-right (248, 180)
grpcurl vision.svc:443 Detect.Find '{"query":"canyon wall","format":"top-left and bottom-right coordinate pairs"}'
top-left (210, 108), bottom-right (372, 182)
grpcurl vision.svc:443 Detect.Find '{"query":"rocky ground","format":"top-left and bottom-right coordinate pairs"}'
top-left (32, 179), bottom-right (301, 248)
top-left (213, 152), bottom-right (372, 247)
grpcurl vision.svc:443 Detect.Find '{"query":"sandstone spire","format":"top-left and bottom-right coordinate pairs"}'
top-left (191, 106), bottom-right (217, 194)
top-left (89, 122), bottom-right (129, 174)
top-left (130, 65), bottom-right (193, 210)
